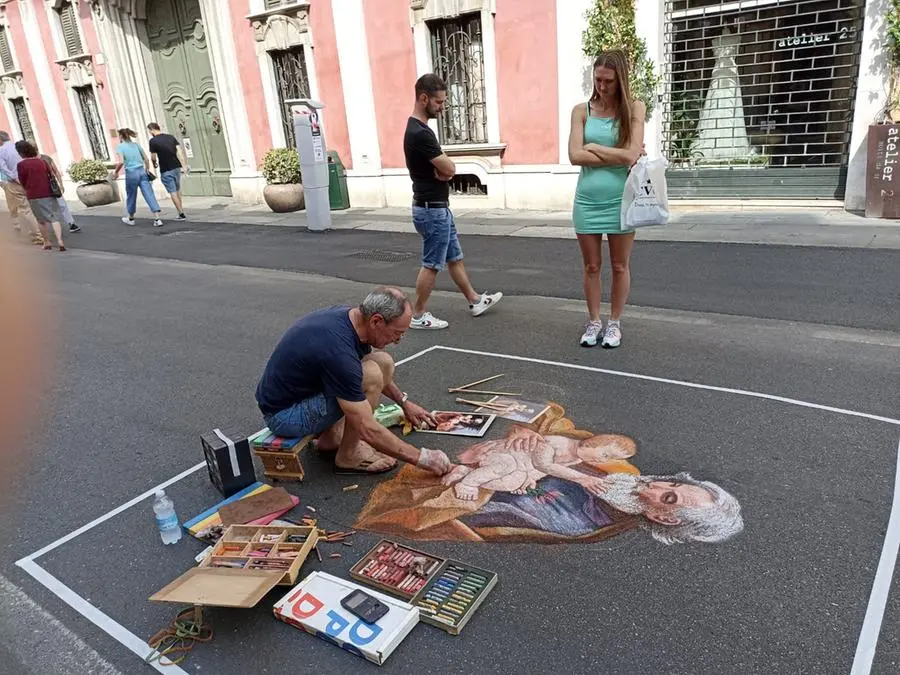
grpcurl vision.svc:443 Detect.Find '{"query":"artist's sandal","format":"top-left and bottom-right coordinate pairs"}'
top-left (333, 457), bottom-right (397, 475)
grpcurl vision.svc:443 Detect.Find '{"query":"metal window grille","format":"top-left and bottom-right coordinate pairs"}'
top-left (264, 0), bottom-right (290, 9)
top-left (429, 13), bottom-right (487, 145)
top-left (10, 98), bottom-right (33, 142)
top-left (661, 0), bottom-right (865, 199)
top-left (270, 46), bottom-right (311, 149)
top-left (74, 85), bottom-right (109, 161)
top-left (57, 1), bottom-right (84, 57)
top-left (0, 28), bottom-right (14, 73)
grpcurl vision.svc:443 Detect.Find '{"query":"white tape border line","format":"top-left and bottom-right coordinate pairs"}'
top-left (11, 346), bottom-right (440, 673)
top-left (13, 343), bottom-right (898, 674)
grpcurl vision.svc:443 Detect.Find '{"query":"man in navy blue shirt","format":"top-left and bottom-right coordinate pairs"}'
top-left (256, 287), bottom-right (452, 475)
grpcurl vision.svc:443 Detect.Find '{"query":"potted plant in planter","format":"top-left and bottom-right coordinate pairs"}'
top-left (69, 158), bottom-right (117, 207)
top-left (261, 148), bottom-right (303, 213)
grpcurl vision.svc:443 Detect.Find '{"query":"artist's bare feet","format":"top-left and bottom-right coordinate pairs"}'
top-left (335, 441), bottom-right (397, 473)
top-left (441, 464), bottom-right (471, 486)
top-left (453, 483), bottom-right (479, 501)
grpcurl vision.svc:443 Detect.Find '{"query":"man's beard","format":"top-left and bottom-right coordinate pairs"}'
top-left (594, 473), bottom-right (646, 514)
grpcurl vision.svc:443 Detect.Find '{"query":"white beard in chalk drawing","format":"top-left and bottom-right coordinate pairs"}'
top-left (693, 28), bottom-right (753, 162)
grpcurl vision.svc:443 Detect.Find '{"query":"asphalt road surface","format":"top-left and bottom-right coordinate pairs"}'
top-left (2, 215), bottom-right (899, 674)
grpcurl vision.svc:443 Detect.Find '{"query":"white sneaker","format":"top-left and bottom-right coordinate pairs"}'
top-left (601, 322), bottom-right (622, 348)
top-left (121, 216), bottom-right (136, 226)
top-left (153, 219), bottom-right (164, 228)
top-left (470, 292), bottom-right (503, 317)
top-left (410, 312), bottom-right (449, 330)
top-left (580, 320), bottom-right (603, 347)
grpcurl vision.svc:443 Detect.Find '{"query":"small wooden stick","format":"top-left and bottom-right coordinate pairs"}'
top-left (455, 397), bottom-right (510, 411)
top-left (448, 374), bottom-right (504, 392)
top-left (454, 389), bottom-right (520, 396)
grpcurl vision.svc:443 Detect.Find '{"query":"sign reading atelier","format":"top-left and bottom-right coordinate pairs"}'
top-left (866, 125), bottom-right (900, 219)
top-left (774, 26), bottom-right (855, 50)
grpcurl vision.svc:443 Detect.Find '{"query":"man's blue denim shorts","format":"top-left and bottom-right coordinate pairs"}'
top-left (412, 205), bottom-right (464, 271)
top-left (264, 393), bottom-right (343, 439)
top-left (160, 168), bottom-right (182, 194)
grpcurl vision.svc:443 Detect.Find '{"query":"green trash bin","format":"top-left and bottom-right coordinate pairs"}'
top-left (327, 150), bottom-right (351, 210)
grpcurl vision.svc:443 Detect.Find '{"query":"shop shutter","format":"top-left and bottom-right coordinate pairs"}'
top-left (661, 0), bottom-right (866, 200)
top-left (59, 1), bottom-right (84, 57)
top-left (0, 28), bottom-right (15, 73)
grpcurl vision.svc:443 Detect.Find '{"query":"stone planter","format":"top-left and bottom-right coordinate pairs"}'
top-left (263, 183), bottom-right (305, 213)
top-left (76, 181), bottom-right (117, 207)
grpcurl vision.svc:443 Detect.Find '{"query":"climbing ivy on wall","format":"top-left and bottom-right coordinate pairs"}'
top-left (582, 0), bottom-right (660, 118)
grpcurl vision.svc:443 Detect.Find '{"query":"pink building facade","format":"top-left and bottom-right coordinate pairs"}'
top-left (0, 0), bottom-right (889, 211)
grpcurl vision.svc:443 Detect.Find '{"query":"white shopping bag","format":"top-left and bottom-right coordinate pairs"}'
top-left (621, 156), bottom-right (669, 229)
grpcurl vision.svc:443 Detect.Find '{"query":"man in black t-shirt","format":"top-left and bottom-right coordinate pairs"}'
top-left (255, 286), bottom-right (452, 476)
top-left (147, 122), bottom-right (187, 221)
top-left (403, 74), bottom-right (502, 331)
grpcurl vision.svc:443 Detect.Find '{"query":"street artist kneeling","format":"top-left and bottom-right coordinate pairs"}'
top-left (255, 286), bottom-right (452, 476)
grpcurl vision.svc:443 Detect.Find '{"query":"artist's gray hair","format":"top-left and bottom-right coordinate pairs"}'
top-left (359, 287), bottom-right (410, 323)
top-left (0, 131), bottom-right (9, 142)
top-left (640, 472), bottom-right (744, 545)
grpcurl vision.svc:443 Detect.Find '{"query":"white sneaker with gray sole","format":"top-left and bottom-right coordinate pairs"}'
top-left (470, 292), bottom-right (503, 317)
top-left (410, 312), bottom-right (449, 330)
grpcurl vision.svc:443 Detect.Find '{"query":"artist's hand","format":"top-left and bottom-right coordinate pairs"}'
top-left (417, 447), bottom-right (453, 475)
top-left (403, 401), bottom-right (436, 430)
top-left (508, 426), bottom-right (543, 453)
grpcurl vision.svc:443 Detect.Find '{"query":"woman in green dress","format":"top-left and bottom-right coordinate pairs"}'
top-left (568, 50), bottom-right (645, 348)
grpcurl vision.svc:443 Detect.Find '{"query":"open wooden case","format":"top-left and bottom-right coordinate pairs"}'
top-left (150, 524), bottom-right (319, 609)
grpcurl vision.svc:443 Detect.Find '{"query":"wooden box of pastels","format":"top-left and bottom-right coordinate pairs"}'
top-left (199, 524), bottom-right (319, 586)
top-left (349, 539), bottom-right (497, 635)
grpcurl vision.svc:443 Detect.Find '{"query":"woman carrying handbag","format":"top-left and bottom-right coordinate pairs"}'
top-left (567, 50), bottom-right (645, 349)
top-left (15, 140), bottom-right (67, 251)
top-left (112, 128), bottom-right (163, 227)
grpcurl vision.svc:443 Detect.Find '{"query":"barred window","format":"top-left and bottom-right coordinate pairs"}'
top-left (428, 13), bottom-right (487, 145)
top-left (270, 46), bottom-right (311, 148)
top-left (75, 85), bottom-right (109, 161)
top-left (56, 1), bottom-right (84, 58)
top-left (10, 98), bottom-right (33, 142)
top-left (0, 27), bottom-right (15, 73)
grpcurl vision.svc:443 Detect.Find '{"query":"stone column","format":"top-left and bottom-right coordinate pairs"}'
top-left (18, 0), bottom-right (74, 166)
top-left (198, 0), bottom-right (261, 202)
top-left (845, 0), bottom-right (892, 212)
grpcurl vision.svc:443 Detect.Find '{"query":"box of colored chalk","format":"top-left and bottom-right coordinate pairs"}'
top-left (349, 539), bottom-right (497, 635)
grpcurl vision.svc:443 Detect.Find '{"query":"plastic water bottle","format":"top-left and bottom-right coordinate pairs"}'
top-left (153, 490), bottom-right (182, 545)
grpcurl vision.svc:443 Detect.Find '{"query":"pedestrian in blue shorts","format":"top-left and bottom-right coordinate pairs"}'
top-left (403, 74), bottom-right (502, 330)
top-left (148, 122), bottom-right (187, 221)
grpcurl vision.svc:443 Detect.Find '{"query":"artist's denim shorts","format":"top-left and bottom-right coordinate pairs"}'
top-left (264, 393), bottom-right (343, 439)
top-left (412, 205), bottom-right (464, 272)
top-left (160, 169), bottom-right (182, 194)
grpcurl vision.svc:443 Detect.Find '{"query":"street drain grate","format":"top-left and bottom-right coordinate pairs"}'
top-left (349, 249), bottom-right (415, 263)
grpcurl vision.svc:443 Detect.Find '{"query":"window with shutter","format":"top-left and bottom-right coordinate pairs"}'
top-left (0, 28), bottom-right (15, 73)
top-left (57, 1), bottom-right (84, 57)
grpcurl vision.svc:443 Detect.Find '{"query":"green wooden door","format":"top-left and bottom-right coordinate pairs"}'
top-left (146, 0), bottom-right (231, 197)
